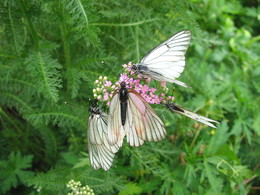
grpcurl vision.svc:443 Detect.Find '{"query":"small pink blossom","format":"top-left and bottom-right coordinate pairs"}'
top-left (150, 88), bottom-right (156, 93)
top-left (104, 81), bottom-right (112, 87)
top-left (161, 82), bottom-right (166, 87)
top-left (103, 92), bottom-right (109, 101)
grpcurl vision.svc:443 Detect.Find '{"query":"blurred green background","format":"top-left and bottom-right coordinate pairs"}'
top-left (0, 0), bottom-right (259, 194)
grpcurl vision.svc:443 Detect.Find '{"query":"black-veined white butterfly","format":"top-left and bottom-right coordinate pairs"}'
top-left (88, 100), bottom-right (120, 171)
top-left (108, 82), bottom-right (166, 147)
top-left (165, 102), bottom-right (219, 128)
top-left (132, 30), bottom-right (191, 88)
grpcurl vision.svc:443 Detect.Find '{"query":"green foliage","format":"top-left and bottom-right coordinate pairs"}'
top-left (0, 0), bottom-right (259, 194)
top-left (0, 151), bottom-right (34, 193)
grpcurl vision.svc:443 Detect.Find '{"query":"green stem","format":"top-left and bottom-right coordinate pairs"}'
top-left (190, 128), bottom-right (201, 148)
top-left (19, 0), bottom-right (39, 49)
top-left (135, 26), bottom-right (140, 62)
top-left (92, 18), bottom-right (159, 27)
top-left (8, 4), bottom-right (19, 55)
top-left (59, 1), bottom-right (71, 70)
top-left (59, 1), bottom-right (71, 92)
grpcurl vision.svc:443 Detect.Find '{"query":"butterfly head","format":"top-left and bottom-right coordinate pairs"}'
top-left (89, 99), bottom-right (101, 114)
top-left (132, 63), bottom-right (148, 76)
top-left (132, 64), bottom-right (138, 71)
top-left (120, 81), bottom-right (126, 88)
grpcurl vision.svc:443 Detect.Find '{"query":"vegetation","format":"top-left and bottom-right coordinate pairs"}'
top-left (0, 0), bottom-right (259, 194)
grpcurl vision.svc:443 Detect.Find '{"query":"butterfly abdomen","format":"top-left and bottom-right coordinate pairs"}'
top-left (119, 82), bottom-right (128, 126)
top-left (167, 103), bottom-right (184, 113)
top-left (120, 101), bottom-right (127, 125)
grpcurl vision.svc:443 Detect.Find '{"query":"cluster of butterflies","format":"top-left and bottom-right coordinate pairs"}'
top-left (88, 30), bottom-right (219, 170)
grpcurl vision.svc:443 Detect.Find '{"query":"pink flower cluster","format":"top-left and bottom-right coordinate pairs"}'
top-left (92, 62), bottom-right (175, 105)
top-left (115, 73), bottom-right (173, 104)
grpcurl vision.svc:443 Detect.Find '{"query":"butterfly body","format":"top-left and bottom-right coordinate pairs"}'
top-left (133, 63), bottom-right (163, 78)
top-left (119, 82), bottom-right (128, 126)
top-left (166, 102), bottom-right (183, 112)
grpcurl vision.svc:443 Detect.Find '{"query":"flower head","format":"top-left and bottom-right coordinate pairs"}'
top-left (66, 180), bottom-right (95, 195)
top-left (92, 63), bottom-right (175, 106)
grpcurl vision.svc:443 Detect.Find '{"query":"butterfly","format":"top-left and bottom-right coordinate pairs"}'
top-left (132, 30), bottom-right (191, 88)
top-left (108, 82), bottom-right (166, 147)
top-left (165, 102), bottom-right (219, 128)
top-left (88, 100), bottom-right (120, 171)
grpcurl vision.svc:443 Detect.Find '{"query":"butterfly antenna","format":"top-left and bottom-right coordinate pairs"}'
top-left (64, 101), bottom-right (90, 112)
top-left (101, 60), bottom-right (121, 78)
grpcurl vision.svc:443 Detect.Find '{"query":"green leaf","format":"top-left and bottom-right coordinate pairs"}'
top-left (204, 159), bottom-right (223, 192)
top-left (119, 183), bottom-right (142, 195)
top-left (0, 151), bottom-right (34, 193)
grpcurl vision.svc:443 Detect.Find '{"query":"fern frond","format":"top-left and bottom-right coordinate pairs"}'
top-left (25, 51), bottom-right (62, 102)
top-left (25, 111), bottom-right (86, 128)
top-left (65, 0), bottom-right (100, 46)
top-left (0, 92), bottom-right (33, 113)
top-left (0, 2), bottom-right (26, 56)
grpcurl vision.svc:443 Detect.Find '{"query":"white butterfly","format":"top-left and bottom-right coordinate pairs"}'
top-left (88, 101), bottom-right (120, 171)
top-left (166, 102), bottom-right (219, 128)
top-left (108, 82), bottom-right (166, 147)
top-left (132, 30), bottom-right (191, 88)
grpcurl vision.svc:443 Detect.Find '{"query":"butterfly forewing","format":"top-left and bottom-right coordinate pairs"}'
top-left (107, 93), bottom-right (125, 147)
top-left (136, 30), bottom-right (191, 87)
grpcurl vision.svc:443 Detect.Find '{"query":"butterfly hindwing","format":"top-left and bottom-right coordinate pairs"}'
top-left (88, 107), bottom-right (120, 171)
top-left (128, 90), bottom-right (166, 142)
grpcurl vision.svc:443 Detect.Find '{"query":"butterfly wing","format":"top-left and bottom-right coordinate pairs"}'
top-left (107, 93), bottom-right (125, 147)
top-left (167, 103), bottom-right (219, 128)
top-left (88, 112), bottom-right (120, 171)
top-left (138, 30), bottom-right (191, 87)
top-left (126, 90), bottom-right (166, 145)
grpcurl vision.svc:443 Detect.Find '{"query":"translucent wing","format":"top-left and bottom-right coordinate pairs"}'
top-left (166, 103), bottom-right (219, 128)
top-left (137, 30), bottom-right (191, 87)
top-left (126, 90), bottom-right (166, 145)
top-left (88, 112), bottom-right (120, 171)
top-left (107, 93), bottom-right (125, 147)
